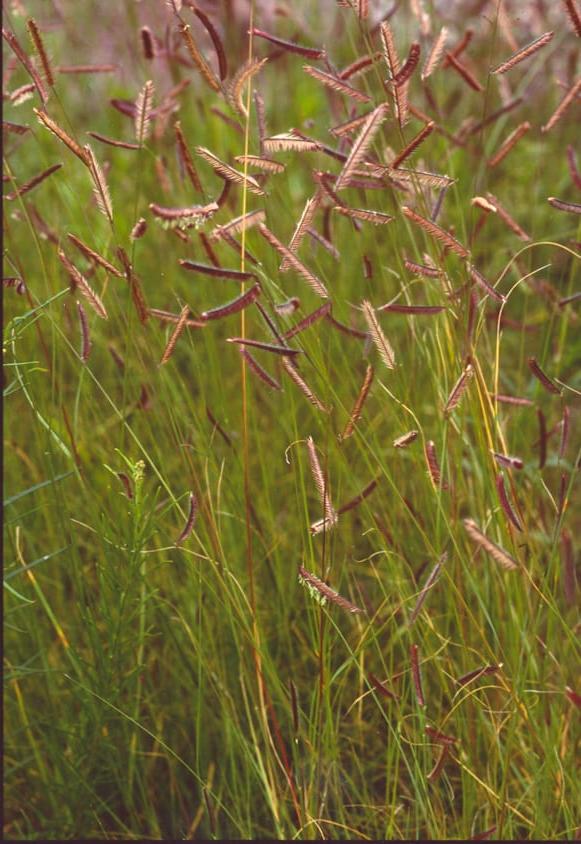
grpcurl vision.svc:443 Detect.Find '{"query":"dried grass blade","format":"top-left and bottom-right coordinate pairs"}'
top-left (463, 519), bottom-right (518, 570)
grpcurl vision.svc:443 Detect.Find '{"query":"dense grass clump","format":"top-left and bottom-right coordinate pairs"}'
top-left (3, 0), bottom-right (580, 839)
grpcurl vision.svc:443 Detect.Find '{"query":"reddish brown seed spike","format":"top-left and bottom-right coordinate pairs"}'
top-left (174, 122), bottom-right (203, 195)
top-left (283, 302), bottom-right (332, 340)
top-left (117, 472), bottom-right (133, 499)
top-left (5, 163), bottom-right (62, 201)
top-left (463, 519), bottom-right (518, 570)
top-left (468, 265), bottom-right (505, 302)
top-left (303, 65), bottom-right (372, 103)
top-left (368, 672), bottom-right (397, 701)
top-left (393, 42), bottom-right (421, 86)
top-left (394, 430), bottom-right (419, 448)
top-left (427, 746), bottom-right (449, 782)
top-left (140, 26), bottom-right (154, 60)
top-left (26, 19), bottom-right (54, 87)
top-left (492, 32), bottom-right (554, 74)
top-left (488, 121), bottom-right (531, 168)
top-left (491, 451), bottom-right (524, 470)
top-left (390, 121), bottom-right (434, 169)
top-left (409, 644), bottom-right (425, 707)
top-left (425, 725), bottom-right (458, 746)
top-left (471, 827), bottom-right (498, 841)
top-left (87, 131), bottom-right (140, 150)
top-left (179, 260), bottom-right (255, 282)
top-left (160, 304), bottom-right (190, 365)
top-left (445, 51), bottom-right (483, 91)
top-left (562, 0), bottom-right (581, 37)
top-left (425, 440), bottom-right (448, 490)
top-left (336, 478), bottom-right (378, 516)
top-left (496, 472), bottom-right (523, 532)
top-left (252, 28), bottom-right (325, 59)
top-left (340, 365), bottom-right (374, 440)
top-left (528, 357), bottom-right (561, 395)
top-left (548, 197), bottom-right (581, 214)
top-left (542, 77), bottom-right (581, 133)
top-left (379, 303), bottom-right (444, 315)
top-left (192, 5), bottom-right (228, 80)
top-left (456, 664), bottom-right (502, 686)
top-left (402, 206), bottom-right (469, 257)
top-left (3, 26), bottom-right (48, 104)
top-left (201, 283), bottom-right (261, 321)
top-left (298, 566), bottom-right (362, 614)
top-left (240, 349), bottom-right (282, 392)
top-left (443, 363), bottom-right (474, 414)
top-left (176, 492), bottom-right (198, 545)
top-left (227, 337), bottom-right (300, 357)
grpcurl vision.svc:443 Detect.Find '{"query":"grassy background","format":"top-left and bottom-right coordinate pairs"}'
top-left (3, 0), bottom-right (580, 839)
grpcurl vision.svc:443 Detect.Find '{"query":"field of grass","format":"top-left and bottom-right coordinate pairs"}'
top-left (3, 0), bottom-right (580, 839)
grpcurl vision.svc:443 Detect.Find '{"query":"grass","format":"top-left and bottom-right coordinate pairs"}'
top-left (3, 0), bottom-right (580, 839)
